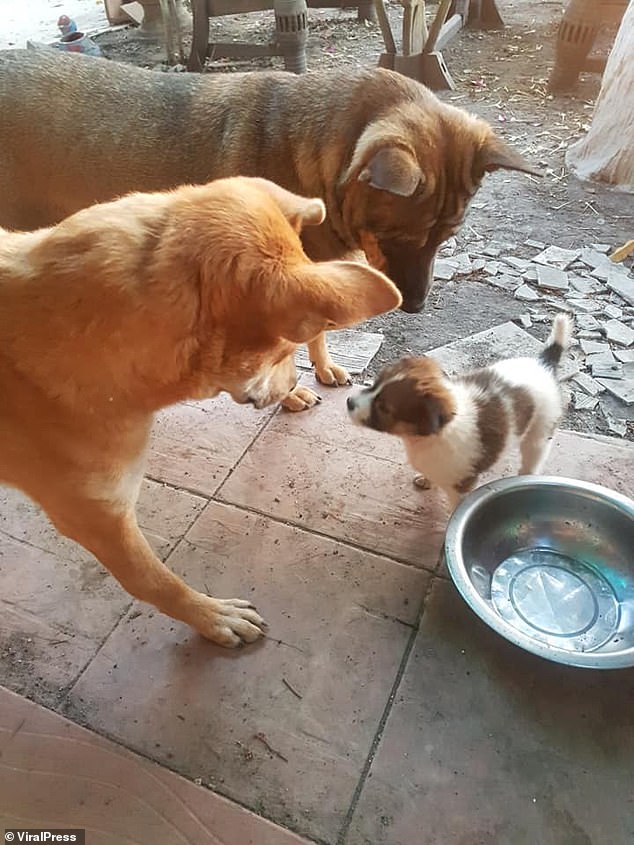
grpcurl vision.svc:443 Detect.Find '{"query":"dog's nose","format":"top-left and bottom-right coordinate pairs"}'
top-left (346, 396), bottom-right (356, 411)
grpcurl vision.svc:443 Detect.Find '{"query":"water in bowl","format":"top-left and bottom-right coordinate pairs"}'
top-left (489, 548), bottom-right (620, 653)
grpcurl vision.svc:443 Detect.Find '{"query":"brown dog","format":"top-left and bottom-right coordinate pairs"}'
top-left (0, 49), bottom-right (537, 409)
top-left (0, 177), bottom-right (401, 646)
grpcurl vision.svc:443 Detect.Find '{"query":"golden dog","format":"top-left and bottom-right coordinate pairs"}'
top-left (0, 49), bottom-right (538, 410)
top-left (0, 177), bottom-right (401, 646)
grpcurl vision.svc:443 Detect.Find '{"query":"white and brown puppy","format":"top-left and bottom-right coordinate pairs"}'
top-left (347, 315), bottom-right (573, 510)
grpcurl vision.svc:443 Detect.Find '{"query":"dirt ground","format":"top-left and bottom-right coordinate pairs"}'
top-left (94, 2), bottom-right (631, 441)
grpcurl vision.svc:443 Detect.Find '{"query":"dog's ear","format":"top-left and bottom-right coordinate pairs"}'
top-left (477, 136), bottom-right (542, 177)
top-left (381, 371), bottom-right (454, 435)
top-left (273, 261), bottom-right (402, 344)
top-left (357, 145), bottom-right (423, 197)
top-left (248, 177), bottom-right (326, 231)
top-left (419, 393), bottom-right (454, 435)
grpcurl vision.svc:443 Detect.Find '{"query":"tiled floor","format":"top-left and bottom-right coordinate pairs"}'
top-left (1, 356), bottom-right (634, 842)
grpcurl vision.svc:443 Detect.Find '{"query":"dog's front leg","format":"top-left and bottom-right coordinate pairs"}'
top-left (307, 333), bottom-right (352, 387)
top-left (280, 331), bottom-right (352, 411)
top-left (49, 498), bottom-right (266, 647)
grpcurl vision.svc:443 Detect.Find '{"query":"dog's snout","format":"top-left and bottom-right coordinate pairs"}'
top-left (346, 396), bottom-right (356, 411)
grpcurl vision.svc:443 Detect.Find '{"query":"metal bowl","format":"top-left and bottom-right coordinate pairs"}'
top-left (445, 476), bottom-right (634, 669)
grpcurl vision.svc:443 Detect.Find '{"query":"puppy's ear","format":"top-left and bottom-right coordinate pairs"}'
top-left (476, 135), bottom-right (542, 177)
top-left (248, 177), bottom-right (326, 231)
top-left (273, 260), bottom-right (402, 344)
top-left (373, 364), bottom-right (454, 436)
top-left (419, 393), bottom-right (454, 435)
top-left (358, 145), bottom-right (423, 197)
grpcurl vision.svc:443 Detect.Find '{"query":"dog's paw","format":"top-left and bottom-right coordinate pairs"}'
top-left (314, 362), bottom-right (352, 387)
top-left (413, 474), bottom-right (432, 490)
top-left (193, 596), bottom-right (267, 647)
top-left (281, 385), bottom-right (322, 412)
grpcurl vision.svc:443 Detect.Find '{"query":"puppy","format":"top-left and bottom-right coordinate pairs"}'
top-left (1, 176), bottom-right (401, 647)
top-left (347, 315), bottom-right (573, 510)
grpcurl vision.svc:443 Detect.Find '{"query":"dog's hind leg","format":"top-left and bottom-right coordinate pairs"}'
top-left (43, 492), bottom-right (267, 647)
top-left (519, 425), bottom-right (554, 475)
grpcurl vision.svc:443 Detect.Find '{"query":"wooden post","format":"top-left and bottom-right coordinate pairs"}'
top-left (566, 0), bottom-right (634, 191)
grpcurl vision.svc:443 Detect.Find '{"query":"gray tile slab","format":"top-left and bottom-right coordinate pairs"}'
top-left (346, 579), bottom-right (634, 845)
top-left (294, 329), bottom-right (385, 375)
top-left (607, 269), bottom-right (634, 306)
top-left (428, 321), bottom-right (578, 380)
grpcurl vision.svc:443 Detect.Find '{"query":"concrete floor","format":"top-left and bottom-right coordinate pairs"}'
top-left (1, 334), bottom-right (633, 843)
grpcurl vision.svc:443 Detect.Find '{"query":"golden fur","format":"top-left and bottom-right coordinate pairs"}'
top-left (0, 176), bottom-right (401, 646)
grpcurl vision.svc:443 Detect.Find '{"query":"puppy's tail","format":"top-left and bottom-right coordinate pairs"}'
top-left (539, 314), bottom-right (573, 373)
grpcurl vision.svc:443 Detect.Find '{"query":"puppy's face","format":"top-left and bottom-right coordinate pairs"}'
top-left (340, 100), bottom-right (539, 314)
top-left (347, 357), bottom-right (456, 437)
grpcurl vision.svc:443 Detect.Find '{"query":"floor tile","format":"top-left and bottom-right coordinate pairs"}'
top-left (219, 376), bottom-right (447, 569)
top-left (64, 502), bottom-right (429, 843)
top-left (0, 479), bottom-right (207, 563)
top-left (0, 687), bottom-right (316, 844)
top-left (147, 396), bottom-right (276, 496)
top-left (0, 481), bottom-right (206, 706)
top-left (346, 579), bottom-right (634, 845)
top-left (545, 430), bottom-right (633, 498)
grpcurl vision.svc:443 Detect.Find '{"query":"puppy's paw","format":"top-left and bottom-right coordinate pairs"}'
top-left (281, 385), bottom-right (322, 412)
top-left (193, 596), bottom-right (267, 647)
top-left (413, 474), bottom-right (432, 490)
top-left (314, 361), bottom-right (352, 387)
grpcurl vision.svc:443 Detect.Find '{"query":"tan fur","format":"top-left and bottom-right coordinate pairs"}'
top-left (0, 176), bottom-right (401, 647)
top-left (0, 50), bottom-right (538, 407)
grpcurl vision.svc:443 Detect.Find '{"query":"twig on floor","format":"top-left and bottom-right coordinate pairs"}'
top-left (254, 732), bottom-right (289, 762)
top-left (282, 677), bottom-right (303, 699)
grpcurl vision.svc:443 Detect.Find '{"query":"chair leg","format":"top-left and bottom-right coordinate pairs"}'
top-left (187, 0), bottom-right (210, 71)
top-left (358, 0), bottom-right (377, 22)
top-left (549, 0), bottom-right (598, 91)
top-left (476, 0), bottom-right (504, 29)
top-left (275, 0), bottom-right (308, 73)
top-left (402, 0), bottom-right (427, 56)
top-left (454, 0), bottom-right (504, 29)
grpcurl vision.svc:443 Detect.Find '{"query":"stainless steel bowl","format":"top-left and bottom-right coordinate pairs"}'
top-left (445, 476), bottom-right (634, 669)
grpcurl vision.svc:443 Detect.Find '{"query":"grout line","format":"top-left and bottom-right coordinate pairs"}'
top-left (145, 400), bottom-right (280, 503)
top-left (214, 497), bottom-right (441, 576)
top-left (139, 476), bottom-right (443, 577)
top-left (335, 575), bottom-right (439, 845)
top-left (214, 405), bottom-right (282, 496)
top-left (144, 473), bottom-right (215, 500)
top-left (60, 598), bottom-right (135, 707)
